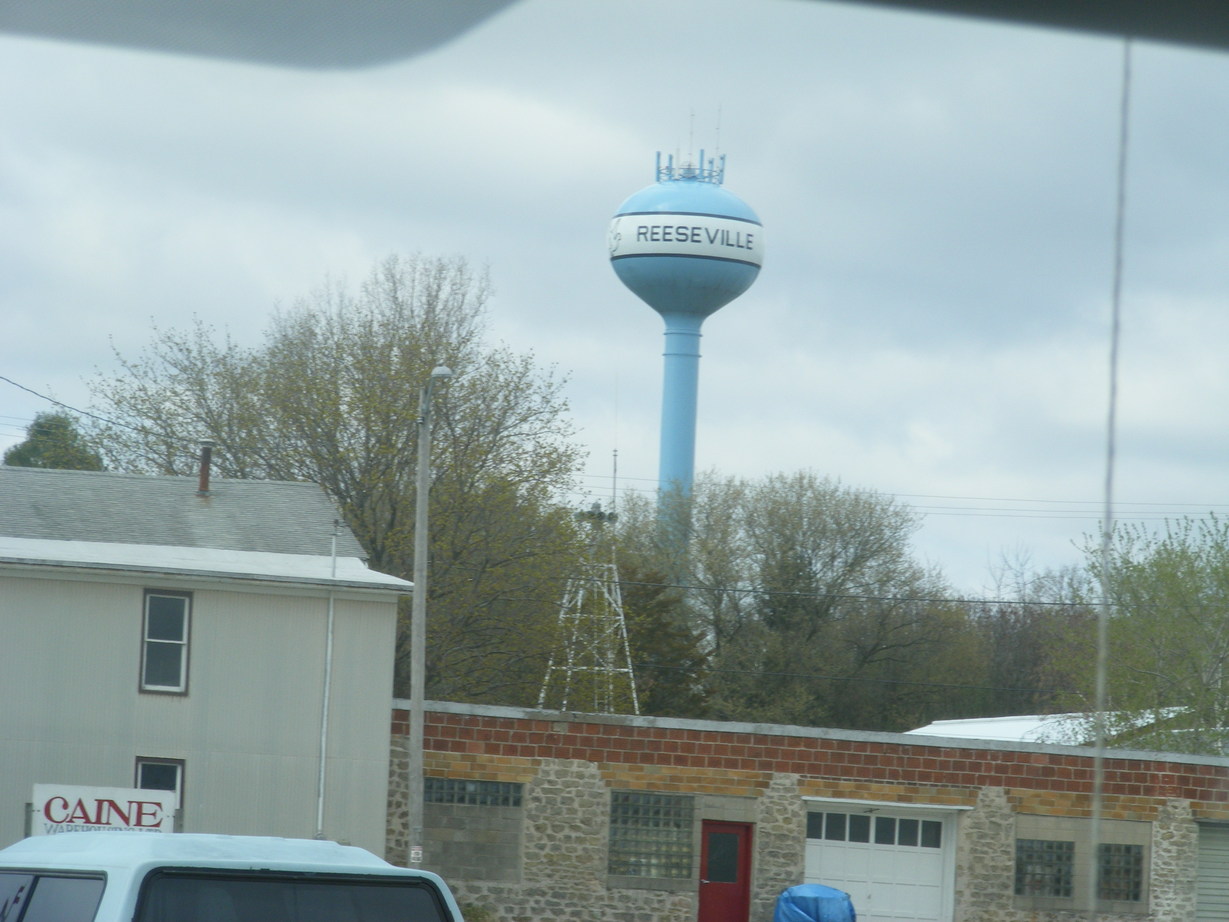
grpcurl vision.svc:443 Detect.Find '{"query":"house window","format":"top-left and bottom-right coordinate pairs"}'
top-left (608, 792), bottom-right (694, 879)
top-left (1015, 839), bottom-right (1075, 897)
top-left (141, 592), bottom-right (190, 693)
top-left (136, 758), bottom-right (184, 811)
top-left (1099, 843), bottom-right (1144, 902)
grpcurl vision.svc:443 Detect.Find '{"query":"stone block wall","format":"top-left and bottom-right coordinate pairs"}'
top-left (752, 773), bottom-right (806, 920)
top-left (426, 799), bottom-right (522, 883)
top-left (954, 787), bottom-right (1016, 922)
top-left (387, 701), bottom-right (1229, 922)
top-left (1151, 799), bottom-right (1199, 922)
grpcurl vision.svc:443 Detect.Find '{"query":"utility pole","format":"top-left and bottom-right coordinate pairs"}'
top-left (407, 364), bottom-right (452, 867)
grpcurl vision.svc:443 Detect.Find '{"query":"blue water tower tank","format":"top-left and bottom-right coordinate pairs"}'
top-left (608, 151), bottom-right (764, 497)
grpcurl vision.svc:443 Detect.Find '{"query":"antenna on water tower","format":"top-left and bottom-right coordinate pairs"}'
top-left (607, 150), bottom-right (765, 508)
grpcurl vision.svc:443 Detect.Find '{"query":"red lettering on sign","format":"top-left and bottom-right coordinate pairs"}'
top-left (43, 796), bottom-right (165, 828)
top-left (101, 799), bottom-right (130, 825)
top-left (44, 796), bottom-right (70, 824)
top-left (133, 801), bottom-right (163, 827)
top-left (66, 799), bottom-right (94, 824)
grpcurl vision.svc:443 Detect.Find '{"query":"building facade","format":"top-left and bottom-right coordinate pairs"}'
top-left (0, 464), bottom-right (411, 852)
top-left (390, 701), bottom-right (1229, 922)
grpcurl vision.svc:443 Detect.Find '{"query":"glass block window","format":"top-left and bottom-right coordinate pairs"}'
top-left (1015, 839), bottom-right (1075, 898)
top-left (1099, 843), bottom-right (1144, 902)
top-left (424, 778), bottom-right (522, 807)
top-left (608, 792), bottom-right (694, 879)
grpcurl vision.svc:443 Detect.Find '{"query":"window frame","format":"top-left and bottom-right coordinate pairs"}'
top-left (422, 777), bottom-right (525, 882)
top-left (135, 757), bottom-right (186, 815)
top-left (1013, 814), bottom-right (1150, 914)
top-left (134, 869), bottom-right (453, 922)
top-left (140, 591), bottom-right (192, 694)
top-left (806, 809), bottom-right (944, 850)
top-left (0, 872), bottom-right (106, 922)
top-left (607, 791), bottom-right (696, 889)
top-left (1015, 837), bottom-right (1075, 898)
top-left (1097, 841), bottom-right (1146, 908)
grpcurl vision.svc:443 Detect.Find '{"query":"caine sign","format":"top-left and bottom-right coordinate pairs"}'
top-left (32, 784), bottom-right (175, 835)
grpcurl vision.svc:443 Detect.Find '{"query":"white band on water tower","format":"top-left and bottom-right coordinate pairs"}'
top-left (608, 213), bottom-right (764, 267)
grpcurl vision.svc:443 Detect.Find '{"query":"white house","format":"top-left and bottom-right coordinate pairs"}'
top-left (0, 460), bottom-right (411, 854)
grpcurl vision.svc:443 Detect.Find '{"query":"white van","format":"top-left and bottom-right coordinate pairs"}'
top-left (0, 832), bottom-right (463, 922)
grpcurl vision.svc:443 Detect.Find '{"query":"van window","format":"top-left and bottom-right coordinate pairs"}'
top-left (135, 870), bottom-right (451, 922)
top-left (0, 872), bottom-right (105, 922)
top-left (0, 873), bottom-right (31, 921)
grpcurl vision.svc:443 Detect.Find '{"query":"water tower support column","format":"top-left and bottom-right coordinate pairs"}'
top-left (659, 312), bottom-right (704, 496)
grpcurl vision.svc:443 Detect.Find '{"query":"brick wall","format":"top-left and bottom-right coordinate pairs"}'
top-left (388, 701), bottom-right (1229, 922)
top-left (400, 706), bottom-right (1229, 814)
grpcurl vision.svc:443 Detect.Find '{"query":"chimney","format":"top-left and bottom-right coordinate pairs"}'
top-left (197, 440), bottom-right (216, 496)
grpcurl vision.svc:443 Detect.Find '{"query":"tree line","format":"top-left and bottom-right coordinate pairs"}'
top-left (7, 253), bottom-right (1226, 752)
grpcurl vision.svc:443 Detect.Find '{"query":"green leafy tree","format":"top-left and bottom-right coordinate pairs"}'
top-left (4, 412), bottom-right (104, 470)
top-left (1086, 516), bottom-right (1229, 753)
top-left (620, 564), bottom-right (708, 717)
top-left (618, 471), bottom-right (968, 731)
top-left (86, 253), bottom-right (586, 703)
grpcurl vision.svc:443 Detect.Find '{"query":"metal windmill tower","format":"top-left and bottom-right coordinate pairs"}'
top-left (538, 501), bottom-right (639, 715)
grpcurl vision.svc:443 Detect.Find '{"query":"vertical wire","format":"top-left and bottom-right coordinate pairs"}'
top-left (1091, 36), bottom-right (1132, 922)
top-left (611, 448), bottom-right (619, 566)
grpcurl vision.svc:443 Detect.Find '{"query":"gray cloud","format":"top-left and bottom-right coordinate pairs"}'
top-left (3, 0), bottom-right (1228, 593)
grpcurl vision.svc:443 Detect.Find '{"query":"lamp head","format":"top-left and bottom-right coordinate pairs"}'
top-left (430, 365), bottom-right (453, 382)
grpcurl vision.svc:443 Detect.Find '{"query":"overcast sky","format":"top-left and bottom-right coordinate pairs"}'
top-left (3, 0), bottom-right (1228, 594)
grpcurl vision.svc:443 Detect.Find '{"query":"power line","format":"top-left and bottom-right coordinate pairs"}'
top-left (0, 376), bottom-right (190, 446)
top-left (0, 376), bottom-right (272, 467)
top-left (633, 658), bottom-right (1066, 698)
top-left (554, 571), bottom-right (1091, 610)
top-left (6, 373), bottom-right (1228, 529)
top-left (568, 473), bottom-right (1229, 522)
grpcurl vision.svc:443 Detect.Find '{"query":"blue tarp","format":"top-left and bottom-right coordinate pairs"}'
top-left (773, 884), bottom-right (856, 922)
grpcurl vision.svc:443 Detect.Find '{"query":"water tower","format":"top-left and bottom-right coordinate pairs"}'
top-left (608, 151), bottom-right (764, 501)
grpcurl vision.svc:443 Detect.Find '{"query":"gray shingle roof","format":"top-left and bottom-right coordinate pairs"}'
top-left (0, 466), bottom-right (367, 559)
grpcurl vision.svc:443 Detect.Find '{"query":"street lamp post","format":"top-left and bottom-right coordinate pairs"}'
top-left (407, 364), bottom-right (452, 867)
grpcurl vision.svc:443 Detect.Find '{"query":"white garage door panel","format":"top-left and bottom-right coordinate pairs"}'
top-left (1197, 824), bottom-right (1229, 921)
top-left (805, 807), bottom-right (955, 922)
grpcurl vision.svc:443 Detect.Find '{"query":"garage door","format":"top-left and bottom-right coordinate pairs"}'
top-left (805, 805), bottom-right (955, 922)
top-left (1198, 824), bottom-right (1229, 921)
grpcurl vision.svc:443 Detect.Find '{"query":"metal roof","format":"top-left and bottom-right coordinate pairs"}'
top-left (905, 713), bottom-right (1091, 745)
top-left (0, 536), bottom-right (413, 592)
top-left (0, 466), bottom-right (366, 558)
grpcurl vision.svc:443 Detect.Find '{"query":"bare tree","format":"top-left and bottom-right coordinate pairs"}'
top-left (88, 253), bottom-right (586, 703)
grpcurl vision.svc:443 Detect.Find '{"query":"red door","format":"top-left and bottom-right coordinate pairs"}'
top-left (699, 821), bottom-right (753, 922)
